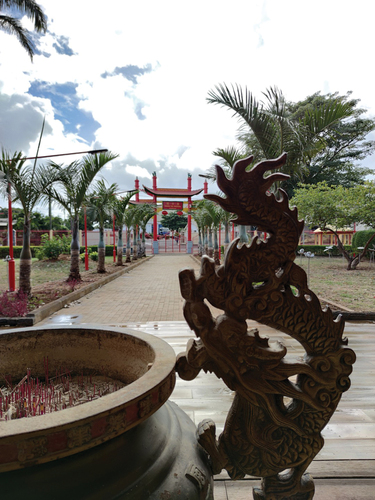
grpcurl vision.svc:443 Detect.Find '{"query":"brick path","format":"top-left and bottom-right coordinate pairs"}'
top-left (41, 255), bottom-right (199, 324)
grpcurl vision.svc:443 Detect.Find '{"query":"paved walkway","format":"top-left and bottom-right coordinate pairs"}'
top-left (39, 255), bottom-right (375, 499)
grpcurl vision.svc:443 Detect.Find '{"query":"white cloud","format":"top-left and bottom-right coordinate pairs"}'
top-left (125, 165), bottom-right (152, 179)
top-left (0, 0), bottom-right (374, 199)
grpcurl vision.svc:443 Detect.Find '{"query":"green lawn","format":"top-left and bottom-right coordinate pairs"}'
top-left (1, 255), bottom-right (374, 312)
top-left (0, 256), bottom-right (117, 293)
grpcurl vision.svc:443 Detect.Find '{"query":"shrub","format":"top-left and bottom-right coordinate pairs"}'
top-left (352, 230), bottom-right (375, 257)
top-left (89, 251), bottom-right (98, 262)
top-left (0, 290), bottom-right (28, 317)
top-left (296, 245), bottom-right (352, 257)
top-left (37, 234), bottom-right (71, 260)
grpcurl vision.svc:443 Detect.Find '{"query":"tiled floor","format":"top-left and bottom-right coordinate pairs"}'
top-left (38, 254), bottom-right (375, 499)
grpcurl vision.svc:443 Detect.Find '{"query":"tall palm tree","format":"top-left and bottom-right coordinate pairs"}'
top-left (48, 151), bottom-right (118, 281)
top-left (191, 201), bottom-right (206, 257)
top-left (86, 180), bottom-right (118, 273)
top-left (218, 206), bottom-right (233, 256)
top-left (0, 150), bottom-right (57, 295)
top-left (112, 191), bottom-right (137, 266)
top-left (0, 0), bottom-right (47, 60)
top-left (207, 84), bottom-right (354, 189)
top-left (135, 203), bottom-right (155, 257)
top-left (123, 206), bottom-right (136, 263)
top-left (202, 201), bottom-right (222, 265)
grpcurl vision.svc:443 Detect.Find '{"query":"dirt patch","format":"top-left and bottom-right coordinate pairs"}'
top-left (1, 262), bottom-right (129, 317)
top-left (28, 263), bottom-right (126, 312)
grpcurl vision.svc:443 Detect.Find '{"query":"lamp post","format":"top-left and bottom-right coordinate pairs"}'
top-left (113, 214), bottom-right (116, 262)
top-left (84, 206), bottom-right (89, 271)
top-left (5, 148), bottom-right (108, 291)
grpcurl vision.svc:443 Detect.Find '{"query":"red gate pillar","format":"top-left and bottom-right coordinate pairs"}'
top-left (152, 172), bottom-right (158, 254)
top-left (187, 174), bottom-right (193, 254)
top-left (7, 183), bottom-right (15, 291)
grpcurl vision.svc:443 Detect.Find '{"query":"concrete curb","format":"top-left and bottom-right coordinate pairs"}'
top-left (0, 256), bottom-right (153, 327)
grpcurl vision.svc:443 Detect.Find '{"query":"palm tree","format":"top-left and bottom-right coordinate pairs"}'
top-left (202, 201), bottom-right (222, 265)
top-left (191, 201), bottom-right (206, 257)
top-left (123, 206), bottom-right (136, 263)
top-left (207, 84), bottom-right (354, 190)
top-left (48, 151), bottom-right (118, 281)
top-left (86, 180), bottom-right (118, 273)
top-left (218, 206), bottom-right (233, 256)
top-left (0, 150), bottom-right (57, 295)
top-left (0, 0), bottom-right (47, 60)
top-left (135, 203), bottom-right (155, 257)
top-left (112, 191), bottom-right (137, 266)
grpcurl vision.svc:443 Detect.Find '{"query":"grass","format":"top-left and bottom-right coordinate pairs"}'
top-left (297, 256), bottom-right (375, 311)
top-left (1, 255), bottom-right (375, 313)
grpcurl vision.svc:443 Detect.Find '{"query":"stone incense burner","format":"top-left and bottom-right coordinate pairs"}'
top-left (0, 325), bottom-right (212, 499)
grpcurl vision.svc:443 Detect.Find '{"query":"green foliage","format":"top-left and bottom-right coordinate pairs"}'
top-left (208, 85), bottom-right (375, 196)
top-left (291, 182), bottom-right (357, 230)
top-left (35, 234), bottom-right (71, 260)
top-left (89, 251), bottom-right (98, 262)
top-left (352, 230), bottom-right (375, 256)
top-left (0, 0), bottom-right (47, 61)
top-left (80, 245), bottom-right (114, 257)
top-left (0, 246), bottom-right (41, 259)
top-left (296, 245), bottom-right (352, 257)
top-left (161, 211), bottom-right (188, 232)
top-left (11, 210), bottom-right (68, 230)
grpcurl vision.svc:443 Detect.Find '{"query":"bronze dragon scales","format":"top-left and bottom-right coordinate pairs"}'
top-left (176, 154), bottom-right (356, 500)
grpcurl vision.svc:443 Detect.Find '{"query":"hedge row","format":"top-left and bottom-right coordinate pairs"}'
top-left (0, 246), bottom-right (42, 259)
top-left (296, 245), bottom-right (352, 257)
top-left (0, 244), bottom-right (117, 259)
top-left (352, 230), bottom-right (375, 257)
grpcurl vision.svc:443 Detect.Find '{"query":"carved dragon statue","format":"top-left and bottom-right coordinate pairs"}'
top-left (176, 154), bottom-right (356, 500)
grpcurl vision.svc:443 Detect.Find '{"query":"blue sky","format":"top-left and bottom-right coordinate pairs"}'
top-left (0, 0), bottom-right (375, 212)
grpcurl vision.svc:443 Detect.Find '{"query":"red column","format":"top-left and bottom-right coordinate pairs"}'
top-left (187, 174), bottom-right (192, 253)
top-left (153, 196), bottom-right (157, 241)
top-left (135, 178), bottom-right (140, 202)
top-left (204, 180), bottom-right (208, 194)
top-left (152, 172), bottom-right (158, 245)
top-left (188, 197), bottom-right (192, 242)
top-left (7, 183), bottom-right (15, 291)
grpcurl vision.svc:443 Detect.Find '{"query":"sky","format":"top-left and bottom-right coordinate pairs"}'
top-left (1, 0), bottom-right (375, 214)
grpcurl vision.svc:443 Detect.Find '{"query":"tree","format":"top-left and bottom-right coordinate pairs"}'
top-left (202, 201), bottom-right (222, 264)
top-left (283, 91), bottom-right (374, 193)
top-left (48, 151), bottom-right (119, 281)
top-left (207, 85), bottom-right (372, 196)
top-left (134, 203), bottom-right (155, 257)
top-left (161, 211), bottom-right (188, 232)
top-left (112, 191), bottom-right (137, 266)
top-left (0, 150), bottom-right (56, 294)
top-left (123, 206), bottom-right (136, 263)
top-left (291, 182), bottom-right (375, 270)
top-left (86, 180), bottom-right (118, 273)
top-left (0, 0), bottom-right (47, 60)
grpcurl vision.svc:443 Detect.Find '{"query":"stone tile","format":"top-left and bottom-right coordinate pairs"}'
top-left (225, 480), bottom-right (260, 500)
top-left (212, 481), bottom-right (228, 500)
